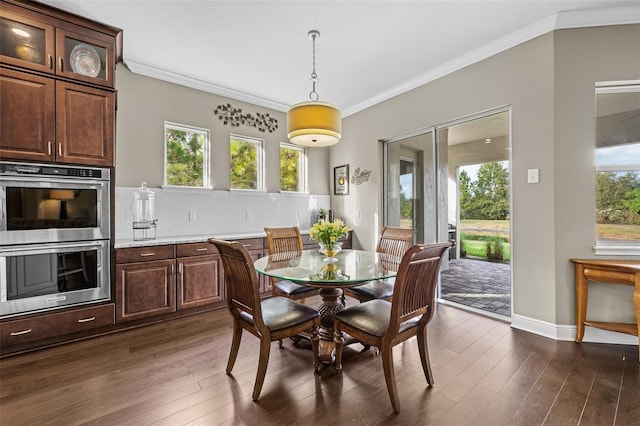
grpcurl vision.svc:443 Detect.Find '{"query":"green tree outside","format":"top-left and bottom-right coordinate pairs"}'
top-left (230, 137), bottom-right (258, 189)
top-left (460, 162), bottom-right (510, 220)
top-left (165, 128), bottom-right (205, 186)
top-left (280, 146), bottom-right (300, 192)
top-left (596, 171), bottom-right (640, 226)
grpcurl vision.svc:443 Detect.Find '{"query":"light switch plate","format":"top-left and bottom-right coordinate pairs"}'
top-left (527, 168), bottom-right (539, 184)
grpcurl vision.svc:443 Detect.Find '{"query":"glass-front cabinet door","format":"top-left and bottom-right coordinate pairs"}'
top-left (0, 9), bottom-right (55, 74)
top-left (56, 27), bottom-right (114, 87)
top-left (0, 3), bottom-right (115, 88)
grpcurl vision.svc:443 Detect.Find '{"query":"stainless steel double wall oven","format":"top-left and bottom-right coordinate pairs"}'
top-left (0, 161), bottom-right (111, 318)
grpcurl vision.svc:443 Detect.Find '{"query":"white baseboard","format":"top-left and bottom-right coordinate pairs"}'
top-left (511, 313), bottom-right (638, 346)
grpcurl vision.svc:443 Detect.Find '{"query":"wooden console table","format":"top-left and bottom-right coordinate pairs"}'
top-left (571, 259), bottom-right (640, 360)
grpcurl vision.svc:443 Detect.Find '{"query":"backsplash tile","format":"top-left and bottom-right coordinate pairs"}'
top-left (115, 187), bottom-right (329, 241)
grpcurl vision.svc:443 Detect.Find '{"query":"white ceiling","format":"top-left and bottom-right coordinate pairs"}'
top-left (39, 0), bottom-right (639, 121)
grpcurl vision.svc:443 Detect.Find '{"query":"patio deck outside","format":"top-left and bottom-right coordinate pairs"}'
top-left (440, 257), bottom-right (511, 317)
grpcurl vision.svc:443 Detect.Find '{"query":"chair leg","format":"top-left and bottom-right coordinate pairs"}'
top-left (252, 338), bottom-right (272, 401)
top-left (226, 322), bottom-right (243, 374)
top-left (417, 327), bottom-right (434, 385)
top-left (311, 323), bottom-right (320, 371)
top-left (334, 325), bottom-right (344, 372)
top-left (381, 343), bottom-right (400, 413)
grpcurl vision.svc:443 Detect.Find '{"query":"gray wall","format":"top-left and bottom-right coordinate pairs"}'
top-left (332, 24), bottom-right (640, 330)
top-left (114, 64), bottom-right (330, 194)
top-left (554, 25), bottom-right (640, 325)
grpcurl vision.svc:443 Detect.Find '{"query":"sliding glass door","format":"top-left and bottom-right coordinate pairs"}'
top-left (384, 130), bottom-right (437, 245)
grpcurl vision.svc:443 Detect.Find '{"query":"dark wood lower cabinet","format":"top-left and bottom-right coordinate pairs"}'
top-left (114, 241), bottom-right (225, 323)
top-left (176, 242), bottom-right (224, 310)
top-left (116, 258), bottom-right (176, 322)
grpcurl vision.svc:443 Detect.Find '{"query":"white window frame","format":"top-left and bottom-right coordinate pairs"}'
top-left (593, 81), bottom-right (640, 255)
top-left (163, 122), bottom-right (210, 189)
top-left (229, 134), bottom-right (264, 191)
top-left (279, 142), bottom-right (307, 193)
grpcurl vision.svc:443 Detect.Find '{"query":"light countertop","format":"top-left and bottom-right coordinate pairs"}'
top-left (115, 230), bottom-right (311, 249)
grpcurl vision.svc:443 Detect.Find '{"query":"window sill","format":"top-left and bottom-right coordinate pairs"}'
top-left (593, 243), bottom-right (640, 256)
top-left (161, 185), bottom-right (212, 192)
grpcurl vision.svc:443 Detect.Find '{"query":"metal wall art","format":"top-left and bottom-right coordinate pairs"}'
top-left (214, 103), bottom-right (278, 133)
top-left (351, 167), bottom-right (371, 185)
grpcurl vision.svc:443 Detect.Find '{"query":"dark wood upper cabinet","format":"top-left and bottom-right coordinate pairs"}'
top-left (56, 80), bottom-right (114, 166)
top-left (55, 25), bottom-right (115, 88)
top-left (0, 1), bottom-right (119, 88)
top-left (0, 0), bottom-right (122, 166)
top-left (0, 5), bottom-right (55, 75)
top-left (0, 67), bottom-right (55, 162)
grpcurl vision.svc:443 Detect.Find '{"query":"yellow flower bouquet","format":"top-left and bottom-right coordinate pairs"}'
top-left (309, 218), bottom-right (349, 246)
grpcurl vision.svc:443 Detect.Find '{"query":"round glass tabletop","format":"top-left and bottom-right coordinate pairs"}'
top-left (254, 249), bottom-right (400, 286)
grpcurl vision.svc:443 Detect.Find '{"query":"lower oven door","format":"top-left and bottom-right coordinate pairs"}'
top-left (0, 240), bottom-right (110, 318)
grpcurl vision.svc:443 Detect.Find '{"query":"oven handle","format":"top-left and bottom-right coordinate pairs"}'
top-left (0, 176), bottom-right (108, 186)
top-left (0, 185), bottom-right (5, 233)
top-left (0, 240), bottom-right (106, 256)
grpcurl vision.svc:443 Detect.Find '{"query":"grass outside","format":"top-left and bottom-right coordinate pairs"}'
top-left (459, 220), bottom-right (510, 262)
top-left (597, 224), bottom-right (640, 241)
top-left (462, 239), bottom-right (511, 262)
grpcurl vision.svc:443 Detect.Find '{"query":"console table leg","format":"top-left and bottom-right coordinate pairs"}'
top-left (575, 264), bottom-right (587, 343)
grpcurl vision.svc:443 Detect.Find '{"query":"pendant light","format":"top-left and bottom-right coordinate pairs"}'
top-left (287, 30), bottom-right (342, 147)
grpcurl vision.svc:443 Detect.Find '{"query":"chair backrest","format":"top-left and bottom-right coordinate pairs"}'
top-left (208, 239), bottom-right (264, 328)
top-left (264, 226), bottom-right (303, 255)
top-left (387, 242), bottom-right (453, 335)
top-left (376, 227), bottom-right (414, 258)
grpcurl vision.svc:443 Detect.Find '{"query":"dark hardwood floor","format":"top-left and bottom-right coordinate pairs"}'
top-left (1, 301), bottom-right (638, 425)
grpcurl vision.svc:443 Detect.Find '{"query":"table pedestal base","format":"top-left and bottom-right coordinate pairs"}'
top-left (316, 287), bottom-right (344, 365)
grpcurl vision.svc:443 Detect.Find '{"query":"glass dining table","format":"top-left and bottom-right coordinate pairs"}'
top-left (254, 249), bottom-right (401, 364)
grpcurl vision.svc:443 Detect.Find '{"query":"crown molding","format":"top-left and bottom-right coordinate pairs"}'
top-left (342, 6), bottom-right (640, 117)
top-left (123, 60), bottom-right (290, 113)
top-left (123, 6), bottom-right (639, 118)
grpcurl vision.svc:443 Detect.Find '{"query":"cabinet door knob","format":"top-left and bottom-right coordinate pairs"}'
top-left (47, 141), bottom-right (52, 156)
top-left (140, 252), bottom-right (155, 257)
top-left (77, 317), bottom-right (96, 323)
top-left (58, 142), bottom-right (62, 157)
top-left (10, 329), bottom-right (32, 336)
top-left (58, 57), bottom-right (63, 72)
top-left (196, 248), bottom-right (208, 252)
top-left (48, 54), bottom-right (53, 69)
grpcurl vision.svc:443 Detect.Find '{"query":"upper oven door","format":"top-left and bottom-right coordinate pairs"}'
top-left (0, 175), bottom-right (110, 245)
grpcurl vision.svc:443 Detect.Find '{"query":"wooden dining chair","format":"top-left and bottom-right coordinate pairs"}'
top-left (208, 238), bottom-right (320, 401)
top-left (264, 227), bottom-right (319, 301)
top-left (343, 226), bottom-right (414, 302)
top-left (333, 241), bottom-right (453, 413)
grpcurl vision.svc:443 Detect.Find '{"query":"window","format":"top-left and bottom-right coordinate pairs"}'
top-left (280, 143), bottom-right (306, 192)
top-left (594, 82), bottom-right (640, 254)
top-left (164, 122), bottom-right (210, 188)
top-left (230, 134), bottom-right (264, 190)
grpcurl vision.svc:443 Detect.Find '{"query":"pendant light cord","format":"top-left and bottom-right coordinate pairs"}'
top-left (309, 30), bottom-right (320, 102)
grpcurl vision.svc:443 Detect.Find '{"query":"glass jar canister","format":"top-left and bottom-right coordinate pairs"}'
top-left (133, 182), bottom-right (155, 224)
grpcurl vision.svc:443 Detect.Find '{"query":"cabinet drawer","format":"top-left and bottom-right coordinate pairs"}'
top-left (0, 304), bottom-right (114, 347)
top-left (116, 245), bottom-right (175, 263)
top-left (176, 242), bottom-right (215, 258)
top-left (236, 238), bottom-right (264, 251)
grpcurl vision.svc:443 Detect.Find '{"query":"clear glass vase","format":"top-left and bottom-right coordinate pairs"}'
top-left (318, 241), bottom-right (342, 262)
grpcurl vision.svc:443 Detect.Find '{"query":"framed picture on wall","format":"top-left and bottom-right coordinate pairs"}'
top-left (334, 164), bottom-right (349, 195)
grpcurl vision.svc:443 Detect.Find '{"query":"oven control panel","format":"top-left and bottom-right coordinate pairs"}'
top-left (0, 161), bottom-right (109, 180)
